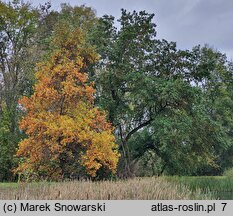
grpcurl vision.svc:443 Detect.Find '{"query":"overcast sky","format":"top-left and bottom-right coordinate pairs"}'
top-left (29, 0), bottom-right (233, 60)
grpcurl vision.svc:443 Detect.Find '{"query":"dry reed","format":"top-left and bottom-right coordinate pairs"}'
top-left (0, 177), bottom-right (210, 200)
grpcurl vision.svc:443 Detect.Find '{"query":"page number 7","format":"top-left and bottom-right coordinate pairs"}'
top-left (221, 203), bottom-right (227, 211)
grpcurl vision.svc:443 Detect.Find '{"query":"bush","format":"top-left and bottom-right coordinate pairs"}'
top-left (223, 168), bottom-right (233, 178)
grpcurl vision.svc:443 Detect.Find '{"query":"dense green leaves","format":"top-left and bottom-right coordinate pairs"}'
top-left (0, 0), bottom-right (39, 180)
top-left (91, 10), bottom-right (233, 176)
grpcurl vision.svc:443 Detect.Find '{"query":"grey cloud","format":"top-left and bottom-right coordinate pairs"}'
top-left (157, 0), bottom-right (233, 58)
top-left (30, 0), bottom-right (233, 59)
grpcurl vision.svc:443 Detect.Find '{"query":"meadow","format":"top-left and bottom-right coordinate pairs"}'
top-left (165, 176), bottom-right (233, 200)
top-left (0, 177), bottom-right (216, 200)
top-left (0, 176), bottom-right (232, 200)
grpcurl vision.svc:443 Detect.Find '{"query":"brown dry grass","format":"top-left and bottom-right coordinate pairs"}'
top-left (0, 177), bottom-right (211, 200)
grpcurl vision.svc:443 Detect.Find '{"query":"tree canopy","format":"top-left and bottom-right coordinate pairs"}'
top-left (15, 27), bottom-right (119, 180)
top-left (0, 1), bottom-right (232, 181)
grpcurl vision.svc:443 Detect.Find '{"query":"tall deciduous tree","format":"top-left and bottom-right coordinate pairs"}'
top-left (0, 0), bottom-right (38, 181)
top-left (15, 27), bottom-right (119, 181)
top-left (90, 10), bottom-right (233, 176)
top-left (190, 46), bottom-right (233, 175)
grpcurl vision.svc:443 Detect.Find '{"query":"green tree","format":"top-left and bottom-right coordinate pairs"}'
top-left (91, 10), bottom-right (233, 176)
top-left (0, 0), bottom-right (38, 180)
top-left (190, 46), bottom-right (233, 175)
top-left (0, 102), bottom-right (21, 180)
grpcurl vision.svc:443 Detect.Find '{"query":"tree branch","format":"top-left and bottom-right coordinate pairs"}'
top-left (125, 118), bottom-right (152, 142)
top-left (124, 102), bottom-right (168, 143)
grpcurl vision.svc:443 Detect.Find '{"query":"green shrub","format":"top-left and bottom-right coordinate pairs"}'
top-left (223, 168), bottom-right (233, 178)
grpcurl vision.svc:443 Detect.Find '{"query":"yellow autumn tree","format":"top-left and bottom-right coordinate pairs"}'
top-left (15, 26), bottom-right (119, 180)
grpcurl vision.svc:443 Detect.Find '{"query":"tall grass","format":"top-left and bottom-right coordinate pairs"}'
top-left (0, 177), bottom-right (211, 200)
top-left (164, 176), bottom-right (233, 199)
top-left (165, 176), bottom-right (233, 192)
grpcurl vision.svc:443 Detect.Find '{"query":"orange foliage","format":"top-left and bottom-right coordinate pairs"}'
top-left (15, 28), bottom-right (119, 180)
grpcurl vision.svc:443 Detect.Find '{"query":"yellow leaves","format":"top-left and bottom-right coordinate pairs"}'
top-left (17, 99), bottom-right (120, 179)
top-left (79, 128), bottom-right (119, 177)
top-left (62, 80), bottom-right (82, 98)
top-left (16, 27), bottom-right (119, 180)
top-left (85, 85), bottom-right (96, 100)
top-left (75, 70), bottom-right (88, 83)
top-left (74, 56), bottom-right (85, 69)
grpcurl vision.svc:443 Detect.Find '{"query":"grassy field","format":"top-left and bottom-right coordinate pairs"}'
top-left (164, 176), bottom-right (233, 199)
top-left (0, 177), bottom-right (211, 200)
top-left (0, 176), bottom-right (232, 200)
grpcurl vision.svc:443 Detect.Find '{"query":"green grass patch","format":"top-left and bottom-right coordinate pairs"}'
top-left (0, 182), bottom-right (18, 188)
top-left (164, 176), bottom-right (233, 199)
